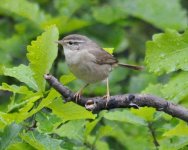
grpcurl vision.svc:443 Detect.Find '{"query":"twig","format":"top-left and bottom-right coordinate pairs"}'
top-left (148, 122), bottom-right (159, 149)
top-left (44, 74), bottom-right (188, 122)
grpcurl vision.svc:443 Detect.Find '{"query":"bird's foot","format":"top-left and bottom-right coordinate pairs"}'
top-left (74, 92), bottom-right (82, 103)
top-left (103, 94), bottom-right (110, 108)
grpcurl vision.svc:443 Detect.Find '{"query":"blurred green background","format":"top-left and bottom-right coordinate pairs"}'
top-left (0, 0), bottom-right (188, 150)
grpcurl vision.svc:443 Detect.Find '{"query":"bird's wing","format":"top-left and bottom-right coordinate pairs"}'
top-left (89, 46), bottom-right (118, 65)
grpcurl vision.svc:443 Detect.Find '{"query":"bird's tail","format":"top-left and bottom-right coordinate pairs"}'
top-left (118, 63), bottom-right (144, 70)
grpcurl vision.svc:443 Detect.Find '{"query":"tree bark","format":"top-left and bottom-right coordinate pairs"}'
top-left (44, 74), bottom-right (188, 122)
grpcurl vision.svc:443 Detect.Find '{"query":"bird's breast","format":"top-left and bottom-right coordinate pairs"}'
top-left (64, 49), bottom-right (112, 83)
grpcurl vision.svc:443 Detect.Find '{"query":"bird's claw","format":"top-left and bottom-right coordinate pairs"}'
top-left (103, 94), bottom-right (110, 108)
top-left (74, 92), bottom-right (81, 103)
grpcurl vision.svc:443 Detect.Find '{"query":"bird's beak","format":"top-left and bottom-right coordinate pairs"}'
top-left (55, 40), bottom-right (63, 45)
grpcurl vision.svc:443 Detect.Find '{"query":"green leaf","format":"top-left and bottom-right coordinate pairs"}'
top-left (28, 89), bottom-right (60, 118)
top-left (2, 65), bottom-right (38, 90)
top-left (92, 5), bottom-right (126, 24)
top-left (145, 29), bottom-right (188, 75)
top-left (7, 142), bottom-right (34, 150)
top-left (60, 18), bottom-right (91, 34)
top-left (27, 25), bottom-right (59, 91)
top-left (0, 83), bottom-right (33, 95)
top-left (129, 73), bottom-right (157, 93)
top-left (162, 72), bottom-right (188, 103)
top-left (159, 136), bottom-right (188, 150)
top-left (103, 48), bottom-right (114, 54)
top-left (47, 100), bottom-right (96, 121)
top-left (163, 121), bottom-right (188, 137)
top-left (54, 120), bottom-right (85, 141)
top-left (36, 111), bottom-right (62, 133)
top-left (0, 0), bottom-right (46, 26)
top-left (103, 110), bottom-right (146, 126)
top-left (20, 130), bottom-right (62, 150)
top-left (60, 73), bottom-right (76, 85)
top-left (0, 94), bottom-right (42, 124)
top-left (131, 107), bottom-right (156, 121)
top-left (54, 0), bottom-right (87, 17)
top-left (0, 123), bottom-right (22, 150)
top-left (111, 0), bottom-right (187, 30)
top-left (142, 84), bottom-right (163, 97)
top-left (42, 16), bottom-right (90, 34)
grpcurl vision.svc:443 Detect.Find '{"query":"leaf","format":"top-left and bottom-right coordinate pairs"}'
top-left (42, 16), bottom-right (91, 34)
top-left (92, 5), bottom-right (126, 24)
top-left (0, 83), bottom-right (33, 95)
top-left (54, 0), bottom-right (87, 17)
top-left (162, 72), bottom-right (188, 103)
top-left (145, 29), bottom-right (188, 75)
top-left (103, 110), bottom-right (146, 126)
top-left (159, 136), bottom-right (188, 150)
top-left (7, 142), bottom-right (34, 150)
top-left (129, 73), bottom-right (157, 93)
top-left (0, 123), bottom-right (22, 150)
top-left (36, 111), bottom-right (62, 133)
top-left (60, 73), bottom-right (76, 85)
top-left (0, 94), bottom-right (42, 124)
top-left (0, 0), bottom-right (46, 26)
top-left (103, 48), bottom-right (114, 54)
top-left (20, 130), bottom-right (62, 150)
top-left (27, 89), bottom-right (60, 118)
top-left (27, 25), bottom-right (59, 91)
top-left (111, 0), bottom-right (187, 30)
top-left (60, 18), bottom-right (91, 34)
top-left (47, 100), bottom-right (96, 121)
top-left (142, 84), bottom-right (163, 97)
top-left (2, 65), bottom-right (38, 90)
top-left (54, 120), bottom-right (85, 142)
top-left (131, 107), bottom-right (156, 121)
top-left (163, 121), bottom-right (188, 137)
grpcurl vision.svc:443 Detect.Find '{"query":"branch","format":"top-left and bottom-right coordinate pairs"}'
top-left (44, 74), bottom-right (188, 122)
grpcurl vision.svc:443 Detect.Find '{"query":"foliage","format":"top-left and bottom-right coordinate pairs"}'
top-left (0, 0), bottom-right (188, 149)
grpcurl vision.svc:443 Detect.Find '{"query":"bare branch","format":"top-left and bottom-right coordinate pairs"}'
top-left (44, 74), bottom-right (188, 122)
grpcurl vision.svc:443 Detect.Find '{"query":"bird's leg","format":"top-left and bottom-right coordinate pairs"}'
top-left (103, 78), bottom-right (110, 107)
top-left (74, 83), bottom-right (89, 103)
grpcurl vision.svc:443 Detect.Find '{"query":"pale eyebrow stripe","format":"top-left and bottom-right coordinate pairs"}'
top-left (63, 39), bottom-right (85, 43)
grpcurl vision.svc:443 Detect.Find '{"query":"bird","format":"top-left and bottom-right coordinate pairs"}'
top-left (57, 34), bottom-right (143, 105)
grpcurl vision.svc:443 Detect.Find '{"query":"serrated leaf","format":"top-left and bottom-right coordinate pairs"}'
top-left (162, 72), bottom-right (188, 103)
top-left (0, 123), bottom-right (22, 150)
top-left (145, 29), bottom-right (188, 75)
top-left (0, 83), bottom-right (33, 95)
top-left (54, 120), bottom-right (85, 142)
top-left (0, 0), bottom-right (46, 26)
top-left (0, 94), bottom-right (42, 124)
top-left (103, 110), bottom-right (146, 126)
top-left (111, 0), bottom-right (187, 30)
top-left (163, 121), bottom-right (188, 137)
top-left (47, 100), bottom-right (96, 121)
top-left (20, 130), bottom-right (62, 150)
top-left (2, 65), bottom-right (37, 90)
top-left (27, 25), bottom-right (59, 91)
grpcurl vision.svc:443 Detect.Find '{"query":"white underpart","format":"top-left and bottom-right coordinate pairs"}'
top-left (64, 47), bottom-right (112, 83)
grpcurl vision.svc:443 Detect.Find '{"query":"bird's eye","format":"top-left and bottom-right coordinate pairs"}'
top-left (68, 41), bottom-right (73, 45)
